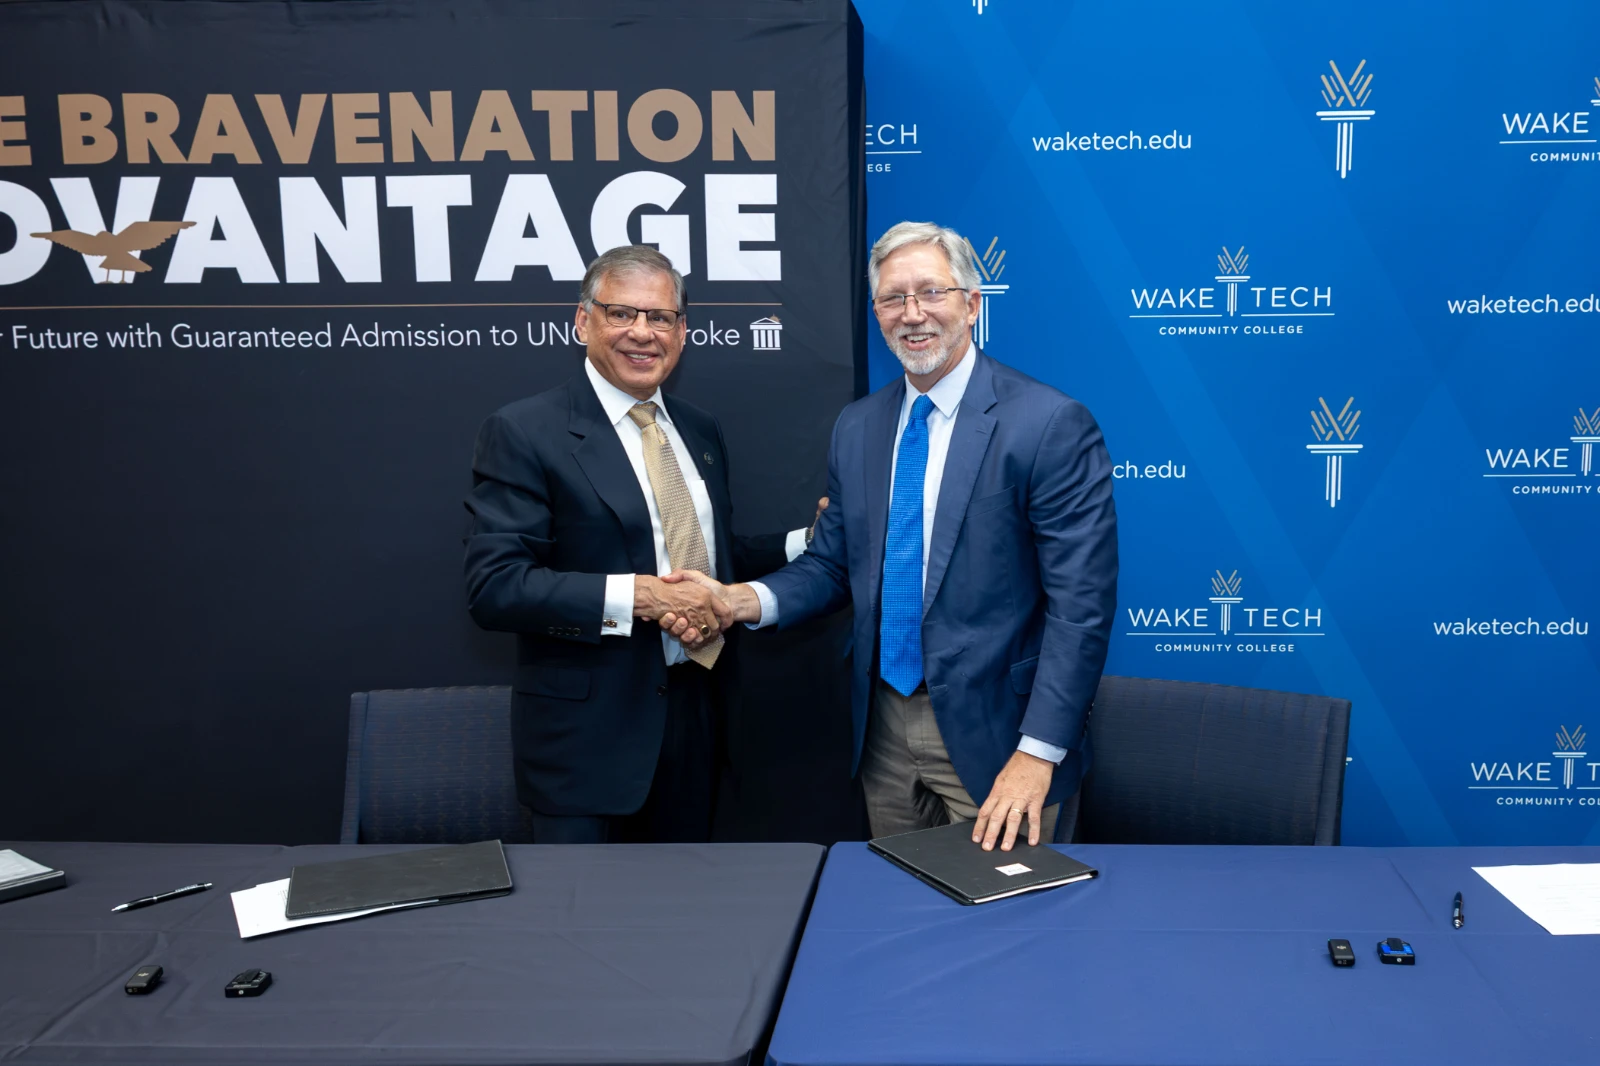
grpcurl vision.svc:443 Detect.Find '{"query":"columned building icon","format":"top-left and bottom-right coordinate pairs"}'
top-left (749, 316), bottom-right (782, 351)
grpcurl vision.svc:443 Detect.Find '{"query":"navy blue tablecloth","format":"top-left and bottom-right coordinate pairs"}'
top-left (768, 843), bottom-right (1600, 1066)
top-left (0, 841), bottom-right (823, 1065)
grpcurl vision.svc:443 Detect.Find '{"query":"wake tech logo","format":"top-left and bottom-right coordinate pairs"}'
top-left (1122, 569), bottom-right (1325, 654)
top-left (1482, 407), bottom-right (1600, 497)
top-left (1469, 725), bottom-right (1600, 807)
top-left (1499, 78), bottom-right (1598, 164)
top-left (1130, 246), bottom-right (1333, 337)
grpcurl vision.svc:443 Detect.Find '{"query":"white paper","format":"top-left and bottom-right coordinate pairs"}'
top-left (229, 878), bottom-right (433, 939)
top-left (0, 849), bottom-right (54, 886)
top-left (1472, 863), bottom-right (1600, 935)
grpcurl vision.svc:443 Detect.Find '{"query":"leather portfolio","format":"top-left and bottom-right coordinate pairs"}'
top-left (868, 820), bottom-right (1097, 904)
top-left (285, 839), bottom-right (512, 920)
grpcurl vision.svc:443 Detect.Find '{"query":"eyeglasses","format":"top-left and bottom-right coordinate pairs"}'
top-left (591, 301), bottom-right (683, 331)
top-left (873, 287), bottom-right (967, 314)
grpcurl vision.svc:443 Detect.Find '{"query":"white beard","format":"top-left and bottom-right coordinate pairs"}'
top-left (888, 326), bottom-right (962, 376)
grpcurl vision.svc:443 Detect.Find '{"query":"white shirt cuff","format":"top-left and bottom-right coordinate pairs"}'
top-left (784, 527), bottom-right (809, 561)
top-left (602, 574), bottom-right (634, 637)
top-left (1018, 735), bottom-right (1068, 764)
top-left (746, 581), bottom-right (779, 629)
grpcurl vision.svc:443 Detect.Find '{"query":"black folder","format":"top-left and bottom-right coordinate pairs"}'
top-left (868, 821), bottom-right (1097, 904)
top-left (285, 840), bottom-right (512, 920)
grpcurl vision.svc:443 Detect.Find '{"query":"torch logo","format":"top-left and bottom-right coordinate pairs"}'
top-left (1209, 570), bottom-right (1243, 636)
top-left (1317, 60), bottom-right (1375, 179)
top-left (1307, 396), bottom-right (1363, 508)
top-left (1554, 725), bottom-right (1587, 789)
top-left (1571, 408), bottom-right (1600, 476)
top-left (970, 236), bottom-right (1008, 349)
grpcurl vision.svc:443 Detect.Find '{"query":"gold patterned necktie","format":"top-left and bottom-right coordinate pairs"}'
top-left (627, 401), bottom-right (722, 668)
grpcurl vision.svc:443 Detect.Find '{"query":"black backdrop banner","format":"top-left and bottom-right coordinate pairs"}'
top-left (0, 0), bottom-right (866, 843)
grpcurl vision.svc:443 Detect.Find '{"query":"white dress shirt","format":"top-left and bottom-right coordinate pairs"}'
top-left (748, 348), bottom-right (1067, 764)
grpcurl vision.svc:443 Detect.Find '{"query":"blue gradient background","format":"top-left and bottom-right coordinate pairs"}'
top-left (854, 0), bottom-right (1600, 845)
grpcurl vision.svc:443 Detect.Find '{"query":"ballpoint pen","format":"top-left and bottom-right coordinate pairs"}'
top-left (112, 882), bottom-right (214, 913)
top-left (1452, 891), bottom-right (1464, 928)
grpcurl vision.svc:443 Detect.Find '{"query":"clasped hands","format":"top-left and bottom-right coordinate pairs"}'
top-left (635, 498), bottom-right (827, 648)
top-left (651, 570), bottom-right (762, 646)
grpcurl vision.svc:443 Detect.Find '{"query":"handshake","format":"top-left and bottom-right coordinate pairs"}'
top-left (631, 497), bottom-right (826, 647)
top-left (631, 570), bottom-right (760, 647)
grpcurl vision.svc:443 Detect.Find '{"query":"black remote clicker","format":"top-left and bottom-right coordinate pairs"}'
top-left (1327, 939), bottom-right (1356, 967)
top-left (125, 964), bottom-right (163, 994)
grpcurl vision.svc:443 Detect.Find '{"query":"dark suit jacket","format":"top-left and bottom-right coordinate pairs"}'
top-left (463, 375), bottom-right (787, 816)
top-left (758, 351), bottom-right (1117, 807)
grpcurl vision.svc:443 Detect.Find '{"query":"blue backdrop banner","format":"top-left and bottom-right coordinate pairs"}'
top-left (854, 0), bottom-right (1600, 845)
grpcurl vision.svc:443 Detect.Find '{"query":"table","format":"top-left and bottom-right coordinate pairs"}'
top-left (769, 843), bottom-right (1600, 1066)
top-left (0, 841), bottom-right (824, 1065)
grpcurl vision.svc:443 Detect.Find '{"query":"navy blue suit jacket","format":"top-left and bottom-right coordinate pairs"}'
top-left (463, 376), bottom-right (786, 817)
top-left (757, 351), bottom-right (1117, 807)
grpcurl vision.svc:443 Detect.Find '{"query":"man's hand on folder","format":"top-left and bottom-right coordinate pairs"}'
top-left (973, 751), bottom-right (1054, 852)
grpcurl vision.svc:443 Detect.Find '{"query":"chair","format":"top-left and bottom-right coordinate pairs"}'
top-left (339, 685), bottom-right (532, 844)
top-left (1076, 675), bottom-right (1350, 845)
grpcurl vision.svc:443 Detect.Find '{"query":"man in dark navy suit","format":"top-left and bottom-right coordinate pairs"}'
top-left (463, 245), bottom-right (807, 844)
top-left (665, 222), bottom-right (1117, 852)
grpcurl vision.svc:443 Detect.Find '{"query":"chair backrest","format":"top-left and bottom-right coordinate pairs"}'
top-left (1078, 675), bottom-right (1350, 845)
top-left (340, 685), bottom-right (532, 844)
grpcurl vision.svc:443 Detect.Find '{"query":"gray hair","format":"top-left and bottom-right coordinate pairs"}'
top-left (867, 221), bottom-right (981, 297)
top-left (580, 245), bottom-right (687, 312)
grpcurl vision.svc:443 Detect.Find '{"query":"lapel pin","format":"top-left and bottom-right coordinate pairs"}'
top-left (703, 452), bottom-right (714, 464)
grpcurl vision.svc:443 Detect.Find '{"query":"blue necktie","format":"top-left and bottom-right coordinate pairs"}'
top-left (880, 394), bottom-right (935, 696)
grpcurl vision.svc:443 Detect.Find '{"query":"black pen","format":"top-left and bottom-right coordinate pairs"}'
top-left (1452, 891), bottom-right (1464, 928)
top-left (112, 882), bottom-right (213, 913)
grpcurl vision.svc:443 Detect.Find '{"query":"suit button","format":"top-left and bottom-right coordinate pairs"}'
top-left (656, 685), bottom-right (667, 696)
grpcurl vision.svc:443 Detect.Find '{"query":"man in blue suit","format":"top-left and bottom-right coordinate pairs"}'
top-left (665, 222), bottom-right (1117, 852)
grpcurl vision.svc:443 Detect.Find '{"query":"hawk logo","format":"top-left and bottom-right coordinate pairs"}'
top-left (1306, 396), bottom-right (1363, 508)
top-left (31, 220), bottom-right (195, 283)
top-left (970, 236), bottom-right (1008, 348)
top-left (1316, 60), bottom-right (1375, 179)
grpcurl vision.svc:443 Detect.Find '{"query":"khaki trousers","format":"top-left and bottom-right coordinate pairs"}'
top-left (862, 679), bottom-right (1078, 843)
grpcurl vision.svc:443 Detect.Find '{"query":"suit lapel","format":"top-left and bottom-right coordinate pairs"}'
top-left (663, 396), bottom-right (735, 584)
top-left (922, 354), bottom-right (997, 618)
top-left (567, 379), bottom-right (657, 577)
top-left (864, 377), bottom-right (906, 610)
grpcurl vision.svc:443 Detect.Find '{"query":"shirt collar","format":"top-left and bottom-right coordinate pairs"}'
top-left (584, 357), bottom-right (671, 428)
top-left (904, 343), bottom-right (976, 419)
